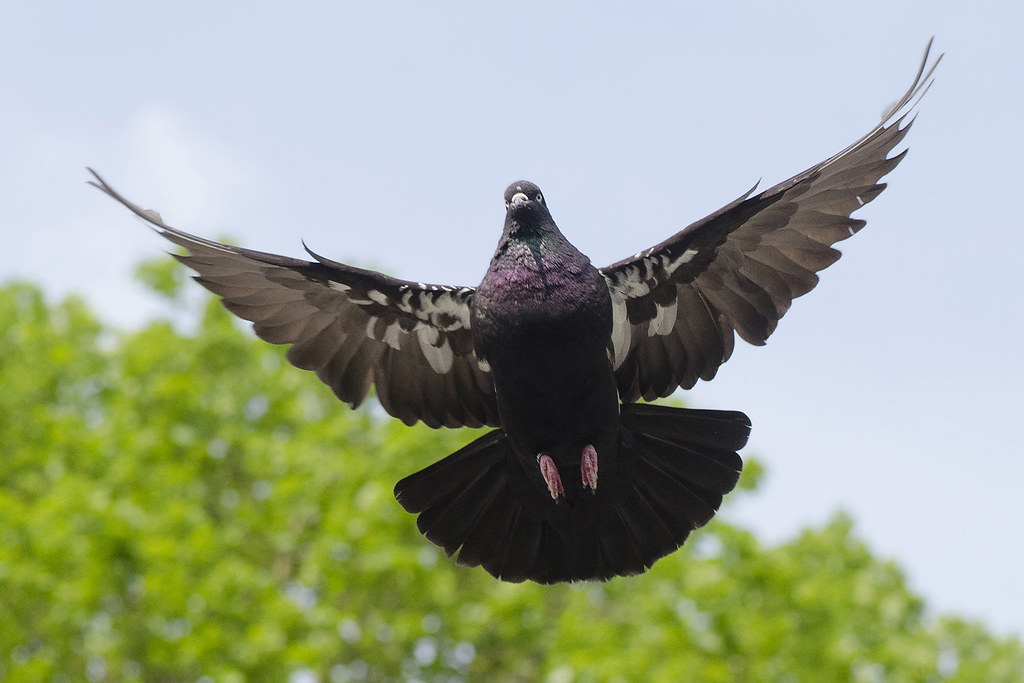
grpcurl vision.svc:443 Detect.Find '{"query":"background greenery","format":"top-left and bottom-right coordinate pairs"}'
top-left (1, 267), bottom-right (1021, 682)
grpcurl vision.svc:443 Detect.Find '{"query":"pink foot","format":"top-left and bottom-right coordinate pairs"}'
top-left (581, 444), bottom-right (598, 492)
top-left (537, 454), bottom-right (564, 500)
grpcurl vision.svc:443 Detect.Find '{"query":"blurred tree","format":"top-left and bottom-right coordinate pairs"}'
top-left (1, 275), bottom-right (1021, 682)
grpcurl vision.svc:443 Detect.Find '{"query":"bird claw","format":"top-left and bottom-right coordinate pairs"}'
top-left (537, 453), bottom-right (564, 500)
top-left (581, 444), bottom-right (598, 492)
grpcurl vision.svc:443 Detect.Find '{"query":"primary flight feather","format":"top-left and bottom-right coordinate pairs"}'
top-left (91, 40), bottom-right (940, 584)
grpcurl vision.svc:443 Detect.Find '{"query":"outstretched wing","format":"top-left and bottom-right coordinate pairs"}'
top-left (602, 40), bottom-right (941, 402)
top-left (90, 171), bottom-right (499, 429)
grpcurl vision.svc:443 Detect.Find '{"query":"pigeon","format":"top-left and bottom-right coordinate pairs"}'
top-left (90, 40), bottom-right (940, 584)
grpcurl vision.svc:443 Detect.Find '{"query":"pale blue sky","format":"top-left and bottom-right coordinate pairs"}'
top-left (3, 1), bottom-right (1022, 638)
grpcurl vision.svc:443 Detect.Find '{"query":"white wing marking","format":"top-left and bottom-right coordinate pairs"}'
top-left (421, 337), bottom-right (454, 374)
top-left (648, 298), bottom-right (678, 337)
top-left (666, 248), bottom-right (698, 272)
top-left (417, 325), bottom-right (440, 347)
top-left (609, 293), bottom-right (631, 368)
top-left (380, 321), bottom-right (402, 350)
top-left (322, 282), bottom-right (474, 373)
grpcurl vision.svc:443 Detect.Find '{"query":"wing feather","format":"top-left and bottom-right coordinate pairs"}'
top-left (602, 40), bottom-right (941, 402)
top-left (89, 170), bottom-right (499, 428)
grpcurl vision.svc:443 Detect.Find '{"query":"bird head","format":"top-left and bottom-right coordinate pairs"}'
top-left (504, 181), bottom-right (551, 224)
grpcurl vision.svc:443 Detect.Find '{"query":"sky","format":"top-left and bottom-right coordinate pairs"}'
top-left (3, 1), bottom-right (1022, 638)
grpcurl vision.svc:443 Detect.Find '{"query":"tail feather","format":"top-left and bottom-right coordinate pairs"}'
top-left (615, 487), bottom-right (679, 564)
top-left (395, 430), bottom-right (510, 560)
top-left (394, 429), bottom-right (506, 514)
top-left (393, 404), bottom-right (750, 584)
top-left (415, 465), bottom-right (506, 551)
top-left (608, 499), bottom-right (662, 572)
top-left (631, 456), bottom-right (710, 537)
top-left (632, 431), bottom-right (741, 493)
top-left (455, 494), bottom-right (519, 568)
top-left (622, 404), bottom-right (750, 452)
top-left (492, 508), bottom-right (554, 583)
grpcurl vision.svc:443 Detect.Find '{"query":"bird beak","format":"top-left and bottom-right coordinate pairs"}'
top-left (510, 192), bottom-right (529, 208)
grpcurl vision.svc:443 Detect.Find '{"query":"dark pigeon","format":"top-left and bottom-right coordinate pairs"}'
top-left (89, 41), bottom-right (940, 584)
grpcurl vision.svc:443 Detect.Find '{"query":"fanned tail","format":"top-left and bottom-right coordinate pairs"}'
top-left (394, 404), bottom-right (750, 583)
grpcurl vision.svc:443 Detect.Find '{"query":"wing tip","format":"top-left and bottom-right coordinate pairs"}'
top-left (881, 38), bottom-right (943, 126)
top-left (87, 168), bottom-right (171, 232)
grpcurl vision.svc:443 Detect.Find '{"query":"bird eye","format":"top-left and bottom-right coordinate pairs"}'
top-left (535, 193), bottom-right (543, 203)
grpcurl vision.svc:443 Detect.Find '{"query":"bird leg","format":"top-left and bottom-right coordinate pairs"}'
top-left (537, 453), bottom-right (564, 500)
top-left (581, 444), bottom-right (598, 492)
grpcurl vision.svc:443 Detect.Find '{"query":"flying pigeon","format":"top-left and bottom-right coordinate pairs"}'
top-left (90, 41), bottom-right (940, 584)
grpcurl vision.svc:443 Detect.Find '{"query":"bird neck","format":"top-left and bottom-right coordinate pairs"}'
top-left (487, 218), bottom-right (593, 293)
top-left (503, 215), bottom-right (566, 250)
top-left (496, 218), bottom-right (564, 265)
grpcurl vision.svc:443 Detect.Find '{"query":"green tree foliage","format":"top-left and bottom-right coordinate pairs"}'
top-left (1, 277), bottom-right (1022, 682)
